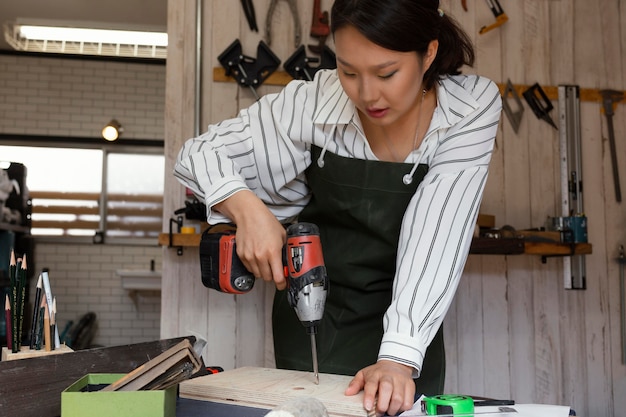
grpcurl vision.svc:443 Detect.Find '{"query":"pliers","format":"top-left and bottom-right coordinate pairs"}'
top-left (241, 0), bottom-right (258, 32)
top-left (265, 0), bottom-right (301, 48)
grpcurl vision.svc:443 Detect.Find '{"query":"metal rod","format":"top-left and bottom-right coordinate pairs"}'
top-left (617, 245), bottom-right (626, 365)
top-left (195, 0), bottom-right (203, 137)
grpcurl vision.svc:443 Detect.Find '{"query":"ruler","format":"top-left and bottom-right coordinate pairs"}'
top-left (557, 85), bottom-right (586, 290)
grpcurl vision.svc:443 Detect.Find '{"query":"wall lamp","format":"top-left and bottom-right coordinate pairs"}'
top-left (102, 119), bottom-right (123, 141)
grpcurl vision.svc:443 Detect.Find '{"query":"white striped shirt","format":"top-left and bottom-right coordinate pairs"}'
top-left (174, 69), bottom-right (502, 374)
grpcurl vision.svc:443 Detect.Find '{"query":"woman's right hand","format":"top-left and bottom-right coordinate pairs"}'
top-left (213, 190), bottom-right (288, 290)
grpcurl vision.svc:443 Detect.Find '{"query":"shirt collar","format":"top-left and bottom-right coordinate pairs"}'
top-left (313, 73), bottom-right (356, 125)
top-left (433, 75), bottom-right (480, 129)
top-left (312, 72), bottom-right (480, 128)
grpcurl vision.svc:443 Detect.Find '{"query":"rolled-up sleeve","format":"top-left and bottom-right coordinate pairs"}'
top-left (173, 78), bottom-right (324, 223)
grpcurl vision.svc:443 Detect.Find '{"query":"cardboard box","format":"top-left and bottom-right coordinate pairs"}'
top-left (61, 373), bottom-right (177, 417)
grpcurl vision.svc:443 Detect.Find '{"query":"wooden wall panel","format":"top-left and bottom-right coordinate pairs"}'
top-left (163, 1), bottom-right (626, 415)
top-left (549, 0), bottom-right (588, 413)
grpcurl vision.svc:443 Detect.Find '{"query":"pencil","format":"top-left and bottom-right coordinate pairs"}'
top-left (8, 249), bottom-right (16, 287)
top-left (10, 252), bottom-right (18, 353)
top-left (29, 275), bottom-right (43, 349)
top-left (17, 255), bottom-right (27, 351)
top-left (4, 294), bottom-right (11, 350)
top-left (42, 297), bottom-right (51, 352)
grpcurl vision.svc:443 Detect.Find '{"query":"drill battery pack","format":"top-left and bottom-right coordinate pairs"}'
top-left (199, 226), bottom-right (255, 294)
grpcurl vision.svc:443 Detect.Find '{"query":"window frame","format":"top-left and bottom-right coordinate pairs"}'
top-left (1, 134), bottom-right (165, 246)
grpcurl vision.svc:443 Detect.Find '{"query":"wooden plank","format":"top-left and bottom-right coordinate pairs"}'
top-left (0, 337), bottom-right (202, 417)
top-left (522, 0), bottom-right (563, 405)
top-left (180, 366), bottom-right (368, 417)
top-left (524, 242), bottom-right (592, 256)
top-left (579, 0), bottom-right (619, 415)
top-left (1, 344), bottom-right (73, 361)
top-left (500, 0), bottom-right (536, 404)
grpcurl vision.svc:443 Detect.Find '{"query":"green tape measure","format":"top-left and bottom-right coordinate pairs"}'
top-left (423, 395), bottom-right (474, 415)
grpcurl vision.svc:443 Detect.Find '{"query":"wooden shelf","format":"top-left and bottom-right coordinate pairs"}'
top-left (159, 232), bottom-right (201, 247)
top-left (160, 233), bottom-right (592, 258)
top-left (524, 241), bottom-right (592, 256)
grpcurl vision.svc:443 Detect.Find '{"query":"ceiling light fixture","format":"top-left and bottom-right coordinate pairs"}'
top-left (19, 26), bottom-right (168, 46)
top-left (3, 21), bottom-right (167, 59)
top-left (102, 119), bottom-right (123, 141)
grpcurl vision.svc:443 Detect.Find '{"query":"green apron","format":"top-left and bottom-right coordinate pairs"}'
top-left (273, 145), bottom-right (445, 396)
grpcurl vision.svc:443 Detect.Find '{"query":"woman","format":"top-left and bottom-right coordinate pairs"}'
top-left (175, 0), bottom-right (502, 414)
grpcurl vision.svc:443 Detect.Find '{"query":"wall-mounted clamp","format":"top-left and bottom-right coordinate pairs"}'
top-left (523, 83), bottom-right (558, 130)
top-left (283, 45), bottom-right (336, 81)
top-left (169, 216), bottom-right (184, 256)
top-left (218, 39), bottom-right (281, 101)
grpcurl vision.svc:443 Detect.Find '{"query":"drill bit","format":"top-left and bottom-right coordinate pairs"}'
top-left (311, 333), bottom-right (319, 384)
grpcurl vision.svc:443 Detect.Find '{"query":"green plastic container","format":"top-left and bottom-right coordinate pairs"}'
top-left (61, 373), bottom-right (177, 417)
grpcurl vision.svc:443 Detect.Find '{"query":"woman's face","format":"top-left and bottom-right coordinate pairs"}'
top-left (334, 25), bottom-right (437, 127)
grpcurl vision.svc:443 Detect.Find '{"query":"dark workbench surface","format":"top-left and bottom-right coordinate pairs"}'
top-left (177, 397), bottom-right (269, 417)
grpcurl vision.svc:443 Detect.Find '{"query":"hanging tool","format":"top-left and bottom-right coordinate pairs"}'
top-left (217, 39), bottom-right (281, 101)
top-left (523, 83), bottom-right (558, 130)
top-left (479, 0), bottom-right (509, 35)
top-left (502, 79), bottom-right (524, 133)
top-left (461, 0), bottom-right (468, 12)
top-left (265, 0), bottom-right (302, 49)
top-left (309, 0), bottom-right (331, 54)
top-left (283, 44), bottom-right (336, 81)
top-left (199, 222), bottom-right (328, 385)
top-left (558, 85), bottom-right (586, 290)
top-left (240, 0), bottom-right (258, 32)
top-left (600, 89), bottom-right (624, 202)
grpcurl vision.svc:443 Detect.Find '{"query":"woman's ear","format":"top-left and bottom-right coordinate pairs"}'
top-left (423, 40), bottom-right (439, 72)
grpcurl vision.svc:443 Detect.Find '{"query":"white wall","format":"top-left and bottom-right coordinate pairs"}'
top-left (0, 53), bottom-right (167, 347)
top-left (35, 242), bottom-right (162, 347)
top-left (0, 54), bottom-right (164, 139)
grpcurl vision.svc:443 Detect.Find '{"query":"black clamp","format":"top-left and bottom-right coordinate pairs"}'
top-left (283, 45), bottom-right (336, 81)
top-left (523, 83), bottom-right (558, 130)
top-left (169, 216), bottom-right (183, 256)
top-left (218, 39), bottom-right (281, 101)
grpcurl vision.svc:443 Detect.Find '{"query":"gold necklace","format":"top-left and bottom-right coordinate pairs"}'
top-left (382, 88), bottom-right (427, 163)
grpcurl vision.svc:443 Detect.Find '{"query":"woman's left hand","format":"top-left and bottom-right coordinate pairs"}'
top-left (344, 360), bottom-right (415, 416)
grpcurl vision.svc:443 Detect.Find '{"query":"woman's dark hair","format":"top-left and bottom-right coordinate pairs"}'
top-left (330, 0), bottom-right (474, 90)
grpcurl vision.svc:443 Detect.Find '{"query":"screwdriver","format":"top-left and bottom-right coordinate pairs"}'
top-left (285, 223), bottom-right (328, 384)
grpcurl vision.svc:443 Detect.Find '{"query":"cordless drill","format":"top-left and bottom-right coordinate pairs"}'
top-left (199, 222), bottom-right (328, 383)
